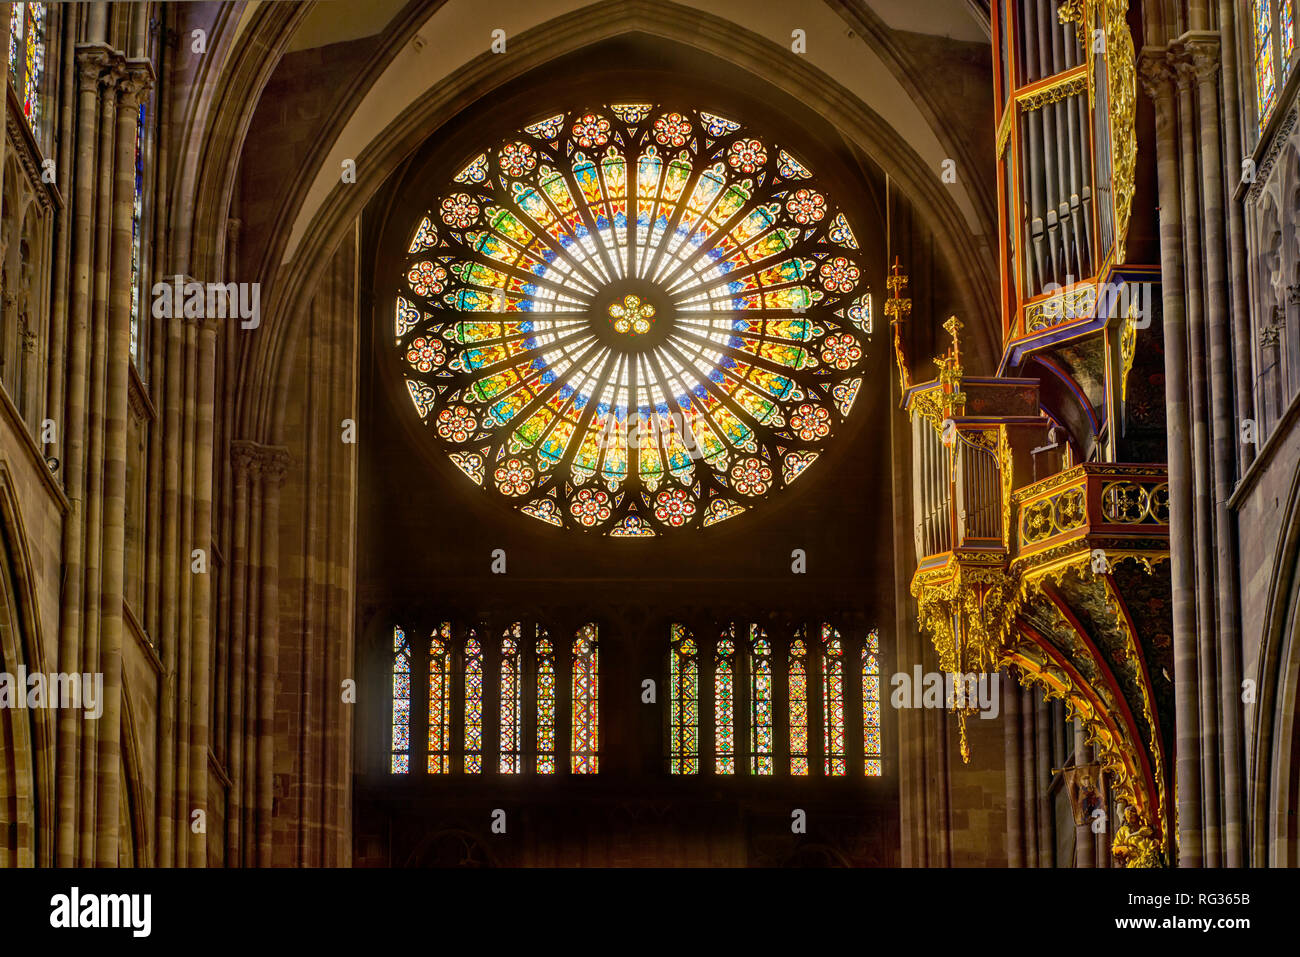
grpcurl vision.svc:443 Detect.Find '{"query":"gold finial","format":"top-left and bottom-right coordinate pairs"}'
top-left (886, 257), bottom-right (913, 397)
top-left (936, 316), bottom-right (966, 411)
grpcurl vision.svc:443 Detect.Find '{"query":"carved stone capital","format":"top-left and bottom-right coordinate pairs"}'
top-left (74, 44), bottom-right (115, 94)
top-left (99, 57), bottom-right (126, 96)
top-left (1136, 48), bottom-right (1177, 106)
top-left (1287, 283), bottom-right (1300, 305)
top-left (230, 440), bottom-right (292, 486)
top-left (117, 57), bottom-right (157, 108)
top-left (1168, 48), bottom-right (1197, 92)
top-left (1183, 35), bottom-right (1221, 85)
top-left (1260, 324), bottom-right (1281, 347)
top-left (260, 448), bottom-right (292, 488)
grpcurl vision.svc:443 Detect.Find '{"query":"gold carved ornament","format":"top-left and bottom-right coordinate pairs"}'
top-left (1016, 72), bottom-right (1089, 112)
top-left (1025, 283), bottom-right (1097, 333)
top-left (911, 556), bottom-right (1020, 762)
top-left (1055, 0), bottom-right (1137, 262)
top-left (1105, 0), bottom-right (1137, 263)
top-left (1010, 641), bottom-right (1162, 866)
top-left (885, 256), bottom-right (913, 400)
top-left (1118, 296), bottom-right (1140, 402)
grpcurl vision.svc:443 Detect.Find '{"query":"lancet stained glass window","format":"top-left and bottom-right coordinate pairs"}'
top-left (863, 628), bottom-right (882, 776)
top-left (428, 623), bottom-right (451, 773)
top-left (1257, 0), bottom-right (1279, 130)
top-left (1285, 1), bottom-right (1296, 71)
top-left (130, 102), bottom-right (146, 368)
top-left (8, 3), bottom-right (45, 137)
top-left (391, 626), bottom-right (411, 773)
top-left (500, 624), bottom-right (523, 773)
top-left (536, 628), bottom-right (556, 774)
top-left (393, 103), bottom-right (873, 536)
top-left (789, 633), bottom-right (809, 776)
top-left (669, 624), bottom-right (699, 773)
top-left (464, 631), bottom-right (484, 773)
top-left (572, 624), bottom-right (599, 773)
top-left (750, 626), bottom-right (773, 775)
top-left (714, 627), bottom-right (736, 774)
top-left (821, 624), bottom-right (846, 776)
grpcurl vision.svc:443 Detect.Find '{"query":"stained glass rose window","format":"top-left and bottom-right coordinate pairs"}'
top-left (392, 104), bottom-right (872, 535)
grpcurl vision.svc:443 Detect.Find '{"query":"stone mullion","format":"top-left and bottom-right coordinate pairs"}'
top-left (1139, 48), bottom-right (1203, 867)
top-left (773, 622), bottom-right (790, 776)
top-left (78, 57), bottom-right (122, 866)
top-left (449, 622), bottom-right (466, 776)
top-left (484, 619), bottom-right (502, 775)
top-left (736, 623), bottom-right (751, 778)
top-left (809, 624), bottom-right (825, 777)
top-left (845, 630), bottom-right (862, 780)
top-left (53, 45), bottom-right (110, 868)
top-left (556, 621), bottom-right (573, 775)
top-left (700, 619), bottom-right (716, 775)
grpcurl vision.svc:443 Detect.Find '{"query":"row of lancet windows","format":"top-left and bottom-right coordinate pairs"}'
top-left (390, 623), bottom-right (599, 775)
top-left (669, 623), bottom-right (882, 777)
top-left (389, 621), bottom-right (882, 777)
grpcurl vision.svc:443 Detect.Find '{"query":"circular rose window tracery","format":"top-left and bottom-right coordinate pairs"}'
top-left (393, 103), bottom-right (873, 536)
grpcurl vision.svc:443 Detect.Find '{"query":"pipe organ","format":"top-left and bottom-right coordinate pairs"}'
top-left (902, 1), bottom-right (1175, 866)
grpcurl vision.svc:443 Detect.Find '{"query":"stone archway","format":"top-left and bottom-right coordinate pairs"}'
top-left (0, 467), bottom-right (53, 866)
top-left (1252, 461), bottom-right (1300, 866)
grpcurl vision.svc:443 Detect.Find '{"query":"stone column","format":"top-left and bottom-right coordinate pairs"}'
top-left (1137, 48), bottom-right (1203, 867)
top-left (255, 446), bottom-right (289, 866)
top-left (1003, 667), bottom-right (1024, 867)
top-left (155, 284), bottom-right (185, 866)
top-left (94, 57), bottom-right (154, 868)
top-left (54, 44), bottom-right (111, 867)
top-left (1020, 685), bottom-right (1038, 865)
top-left (1035, 694), bottom-right (1052, 867)
top-left (226, 440), bottom-right (257, 865)
top-left (188, 302), bottom-right (218, 868)
top-left (78, 53), bottom-right (123, 865)
top-left (1188, 33), bottom-right (1246, 868)
top-left (1175, 46), bottom-right (1223, 867)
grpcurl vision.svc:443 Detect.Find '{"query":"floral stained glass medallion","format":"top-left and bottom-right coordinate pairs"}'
top-left (393, 103), bottom-right (873, 535)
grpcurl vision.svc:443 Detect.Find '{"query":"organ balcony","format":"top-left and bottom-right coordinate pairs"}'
top-left (901, 314), bottom-right (1173, 868)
